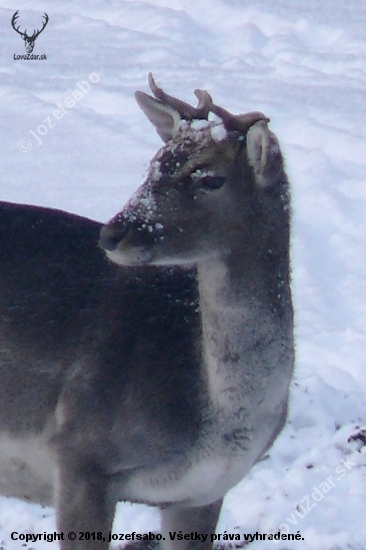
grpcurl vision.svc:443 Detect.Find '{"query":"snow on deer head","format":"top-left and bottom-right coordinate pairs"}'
top-left (100, 74), bottom-right (289, 270)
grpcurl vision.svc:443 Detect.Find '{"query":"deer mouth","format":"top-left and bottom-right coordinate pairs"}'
top-left (104, 246), bottom-right (155, 266)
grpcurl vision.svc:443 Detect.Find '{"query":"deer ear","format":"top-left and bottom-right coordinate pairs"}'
top-left (135, 91), bottom-right (181, 143)
top-left (246, 120), bottom-right (283, 187)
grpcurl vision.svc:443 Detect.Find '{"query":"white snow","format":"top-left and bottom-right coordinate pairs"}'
top-left (1, 0), bottom-right (366, 548)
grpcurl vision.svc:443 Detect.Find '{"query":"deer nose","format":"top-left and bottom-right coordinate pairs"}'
top-left (99, 223), bottom-right (128, 251)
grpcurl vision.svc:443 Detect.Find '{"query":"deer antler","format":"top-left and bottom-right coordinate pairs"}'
top-left (11, 11), bottom-right (48, 41)
top-left (209, 102), bottom-right (270, 133)
top-left (11, 11), bottom-right (26, 39)
top-left (148, 73), bottom-right (212, 121)
top-left (147, 74), bottom-right (269, 132)
top-left (32, 13), bottom-right (49, 40)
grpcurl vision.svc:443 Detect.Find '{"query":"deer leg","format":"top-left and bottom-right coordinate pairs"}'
top-left (160, 499), bottom-right (223, 550)
top-left (56, 457), bottom-right (115, 550)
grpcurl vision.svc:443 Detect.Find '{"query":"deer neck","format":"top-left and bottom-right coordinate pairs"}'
top-left (197, 249), bottom-right (291, 414)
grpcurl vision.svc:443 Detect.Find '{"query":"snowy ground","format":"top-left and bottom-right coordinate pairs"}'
top-left (1, 0), bottom-right (366, 548)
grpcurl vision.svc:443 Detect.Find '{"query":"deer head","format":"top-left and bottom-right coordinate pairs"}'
top-left (11, 11), bottom-right (48, 54)
top-left (100, 74), bottom-right (288, 270)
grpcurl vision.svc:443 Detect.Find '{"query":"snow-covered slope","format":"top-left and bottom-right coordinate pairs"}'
top-left (0, 0), bottom-right (366, 548)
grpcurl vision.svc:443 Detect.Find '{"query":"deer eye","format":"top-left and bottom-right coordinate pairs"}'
top-left (200, 175), bottom-right (226, 190)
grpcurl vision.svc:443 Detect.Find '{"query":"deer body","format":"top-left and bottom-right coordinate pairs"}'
top-left (0, 203), bottom-right (202, 498)
top-left (0, 76), bottom-right (294, 550)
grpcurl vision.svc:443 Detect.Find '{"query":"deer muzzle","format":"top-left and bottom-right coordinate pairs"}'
top-left (99, 222), bottom-right (129, 251)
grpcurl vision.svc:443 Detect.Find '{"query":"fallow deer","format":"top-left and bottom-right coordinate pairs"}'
top-left (0, 74), bottom-right (294, 549)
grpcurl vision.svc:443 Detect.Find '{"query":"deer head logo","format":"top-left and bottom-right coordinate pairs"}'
top-left (11, 11), bottom-right (49, 54)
